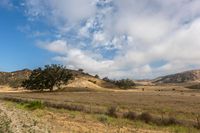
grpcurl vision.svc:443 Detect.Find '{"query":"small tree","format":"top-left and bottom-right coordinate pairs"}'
top-left (95, 74), bottom-right (99, 78)
top-left (114, 79), bottom-right (135, 89)
top-left (102, 77), bottom-right (110, 82)
top-left (22, 64), bottom-right (73, 91)
top-left (78, 68), bottom-right (84, 72)
top-left (102, 77), bottom-right (135, 89)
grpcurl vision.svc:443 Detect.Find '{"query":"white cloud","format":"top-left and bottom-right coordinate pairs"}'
top-left (40, 40), bottom-right (115, 76)
top-left (92, 32), bottom-right (107, 46)
top-left (24, 0), bottom-right (96, 23)
top-left (115, 16), bottom-right (173, 44)
top-left (21, 0), bottom-right (200, 79)
top-left (39, 40), bottom-right (68, 54)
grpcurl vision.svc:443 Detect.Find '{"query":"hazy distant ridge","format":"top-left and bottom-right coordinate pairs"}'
top-left (153, 70), bottom-right (200, 83)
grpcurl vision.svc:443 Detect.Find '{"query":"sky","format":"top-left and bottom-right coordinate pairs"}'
top-left (1, 0), bottom-right (200, 79)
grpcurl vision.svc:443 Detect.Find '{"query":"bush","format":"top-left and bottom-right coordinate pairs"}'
top-left (97, 115), bottom-right (109, 123)
top-left (102, 77), bottom-right (135, 89)
top-left (166, 117), bottom-right (180, 125)
top-left (139, 112), bottom-right (153, 123)
top-left (9, 79), bottom-right (25, 88)
top-left (78, 69), bottom-right (84, 72)
top-left (114, 79), bottom-right (136, 89)
top-left (123, 111), bottom-right (137, 120)
top-left (154, 116), bottom-right (180, 126)
top-left (88, 80), bottom-right (96, 84)
top-left (25, 101), bottom-right (44, 110)
top-left (95, 74), bottom-right (99, 78)
top-left (107, 106), bottom-right (118, 118)
top-left (103, 77), bottom-right (110, 82)
top-left (9, 81), bottom-right (20, 88)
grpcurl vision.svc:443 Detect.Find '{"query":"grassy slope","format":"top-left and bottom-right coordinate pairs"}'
top-left (3, 100), bottom-right (199, 133)
top-left (0, 69), bottom-right (118, 90)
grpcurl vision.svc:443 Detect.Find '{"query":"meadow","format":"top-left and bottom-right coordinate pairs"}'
top-left (0, 84), bottom-right (200, 132)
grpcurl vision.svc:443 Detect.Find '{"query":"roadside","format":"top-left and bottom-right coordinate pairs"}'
top-left (0, 101), bottom-right (48, 133)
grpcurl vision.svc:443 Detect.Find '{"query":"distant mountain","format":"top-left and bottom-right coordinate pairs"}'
top-left (153, 70), bottom-right (200, 84)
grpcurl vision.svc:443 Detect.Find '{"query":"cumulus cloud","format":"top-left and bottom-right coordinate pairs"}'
top-left (23, 0), bottom-right (96, 24)
top-left (39, 40), bottom-right (68, 54)
top-left (39, 40), bottom-right (115, 76)
top-left (20, 0), bottom-right (200, 79)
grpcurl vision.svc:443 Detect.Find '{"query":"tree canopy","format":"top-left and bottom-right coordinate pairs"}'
top-left (103, 77), bottom-right (135, 89)
top-left (22, 64), bottom-right (73, 91)
top-left (113, 79), bottom-right (135, 89)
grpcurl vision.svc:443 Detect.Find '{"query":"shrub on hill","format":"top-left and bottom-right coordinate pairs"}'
top-left (113, 79), bottom-right (136, 89)
top-left (103, 77), bottom-right (135, 89)
top-left (78, 68), bottom-right (84, 73)
top-left (22, 64), bottom-right (73, 91)
top-left (102, 77), bottom-right (110, 82)
top-left (0, 69), bottom-right (31, 88)
top-left (9, 79), bottom-right (25, 88)
top-left (95, 74), bottom-right (99, 78)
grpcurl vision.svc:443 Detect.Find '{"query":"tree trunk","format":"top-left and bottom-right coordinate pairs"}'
top-left (50, 87), bottom-right (53, 92)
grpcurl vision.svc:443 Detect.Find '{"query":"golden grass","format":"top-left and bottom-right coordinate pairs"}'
top-left (1, 84), bottom-right (200, 132)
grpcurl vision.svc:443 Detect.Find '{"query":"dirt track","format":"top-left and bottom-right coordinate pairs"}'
top-left (0, 101), bottom-right (48, 133)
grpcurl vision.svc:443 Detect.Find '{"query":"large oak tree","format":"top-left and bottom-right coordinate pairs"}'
top-left (22, 64), bottom-right (73, 91)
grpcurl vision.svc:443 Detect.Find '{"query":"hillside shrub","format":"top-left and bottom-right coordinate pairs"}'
top-left (95, 74), bottom-right (99, 78)
top-left (88, 80), bottom-right (97, 84)
top-left (102, 77), bottom-right (110, 82)
top-left (114, 79), bottom-right (136, 89)
top-left (103, 77), bottom-right (135, 89)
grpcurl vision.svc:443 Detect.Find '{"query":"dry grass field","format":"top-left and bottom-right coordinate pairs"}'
top-left (0, 84), bottom-right (200, 132)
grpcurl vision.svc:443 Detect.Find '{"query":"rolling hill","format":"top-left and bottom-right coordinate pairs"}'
top-left (153, 69), bottom-right (200, 84)
top-left (2, 68), bottom-right (200, 89)
top-left (0, 69), bottom-right (117, 89)
top-left (0, 69), bottom-right (31, 88)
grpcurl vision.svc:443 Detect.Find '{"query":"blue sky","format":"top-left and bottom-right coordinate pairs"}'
top-left (1, 0), bottom-right (200, 79)
top-left (0, 3), bottom-right (48, 71)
